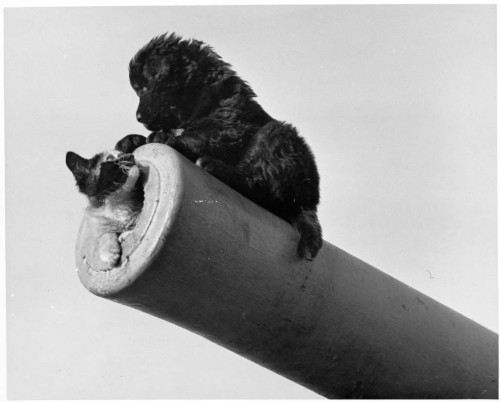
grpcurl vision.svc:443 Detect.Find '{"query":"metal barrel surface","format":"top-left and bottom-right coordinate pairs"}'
top-left (75, 143), bottom-right (498, 398)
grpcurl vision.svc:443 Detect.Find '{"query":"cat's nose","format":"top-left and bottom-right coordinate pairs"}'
top-left (136, 112), bottom-right (142, 122)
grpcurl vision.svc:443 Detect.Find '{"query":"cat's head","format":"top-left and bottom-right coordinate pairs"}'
top-left (66, 150), bottom-right (138, 206)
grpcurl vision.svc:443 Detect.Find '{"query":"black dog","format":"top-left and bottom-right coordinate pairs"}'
top-left (116, 33), bottom-right (323, 260)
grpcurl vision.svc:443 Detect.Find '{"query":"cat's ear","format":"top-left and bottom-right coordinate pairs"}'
top-left (66, 151), bottom-right (90, 180)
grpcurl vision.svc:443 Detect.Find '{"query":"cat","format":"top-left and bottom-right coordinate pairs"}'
top-left (66, 150), bottom-right (144, 268)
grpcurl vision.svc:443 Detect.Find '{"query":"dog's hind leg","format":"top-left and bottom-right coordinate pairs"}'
top-left (196, 156), bottom-right (248, 189)
top-left (197, 155), bottom-right (323, 261)
top-left (240, 121), bottom-right (323, 260)
top-left (291, 209), bottom-right (323, 261)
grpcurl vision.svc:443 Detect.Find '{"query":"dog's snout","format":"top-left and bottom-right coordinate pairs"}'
top-left (136, 112), bottom-right (142, 122)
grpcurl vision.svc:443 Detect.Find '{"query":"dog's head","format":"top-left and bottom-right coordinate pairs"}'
top-left (129, 33), bottom-right (235, 131)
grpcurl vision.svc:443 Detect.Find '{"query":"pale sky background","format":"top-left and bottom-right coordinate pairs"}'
top-left (5, 5), bottom-right (497, 399)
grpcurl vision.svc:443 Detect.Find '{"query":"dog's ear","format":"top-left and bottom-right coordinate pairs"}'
top-left (183, 56), bottom-right (198, 82)
top-left (157, 57), bottom-right (171, 76)
top-left (142, 63), bottom-right (157, 81)
top-left (141, 54), bottom-right (172, 81)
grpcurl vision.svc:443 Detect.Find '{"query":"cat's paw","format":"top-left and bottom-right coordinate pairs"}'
top-left (100, 248), bottom-right (121, 267)
top-left (115, 134), bottom-right (147, 153)
top-left (98, 233), bottom-right (122, 268)
top-left (118, 230), bottom-right (133, 243)
top-left (121, 165), bottom-right (140, 191)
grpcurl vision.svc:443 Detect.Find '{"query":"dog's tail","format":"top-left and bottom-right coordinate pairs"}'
top-left (292, 208), bottom-right (323, 261)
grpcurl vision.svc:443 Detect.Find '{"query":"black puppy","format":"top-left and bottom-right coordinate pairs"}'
top-left (117, 33), bottom-right (323, 260)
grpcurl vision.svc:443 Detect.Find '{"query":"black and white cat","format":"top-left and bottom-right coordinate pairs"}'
top-left (66, 150), bottom-right (144, 267)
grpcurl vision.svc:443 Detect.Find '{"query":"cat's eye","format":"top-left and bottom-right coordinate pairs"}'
top-left (105, 155), bottom-right (115, 162)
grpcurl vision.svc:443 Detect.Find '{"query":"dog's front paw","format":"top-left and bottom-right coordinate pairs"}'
top-left (115, 134), bottom-right (147, 153)
top-left (196, 156), bottom-right (221, 173)
top-left (98, 233), bottom-right (122, 268)
top-left (147, 130), bottom-right (171, 144)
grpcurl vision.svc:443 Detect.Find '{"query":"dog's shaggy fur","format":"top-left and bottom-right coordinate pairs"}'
top-left (116, 33), bottom-right (323, 260)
